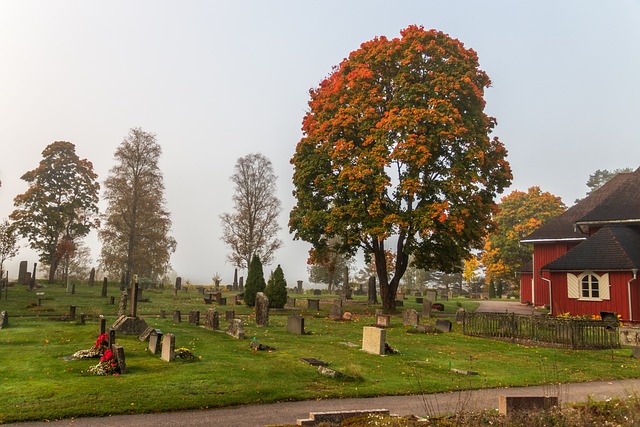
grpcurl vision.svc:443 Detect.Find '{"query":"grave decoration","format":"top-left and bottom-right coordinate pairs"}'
top-left (68, 333), bottom-right (122, 376)
top-left (173, 347), bottom-right (197, 362)
top-left (87, 348), bottom-right (120, 376)
top-left (70, 333), bottom-right (109, 360)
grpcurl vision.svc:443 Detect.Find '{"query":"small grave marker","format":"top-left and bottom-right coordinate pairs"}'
top-left (227, 319), bottom-right (245, 339)
top-left (225, 310), bottom-right (235, 321)
top-left (307, 299), bottom-right (320, 311)
top-left (329, 299), bottom-right (342, 320)
top-left (112, 344), bottom-right (126, 374)
top-left (403, 309), bottom-right (420, 327)
top-left (188, 310), bottom-right (200, 326)
top-left (173, 310), bottom-right (181, 323)
top-left (376, 314), bottom-right (391, 328)
top-left (498, 396), bottom-right (558, 416)
top-left (362, 326), bottom-right (386, 355)
top-left (148, 330), bottom-right (163, 354)
top-left (161, 333), bottom-right (176, 362)
top-left (204, 308), bottom-right (219, 330)
top-left (287, 314), bottom-right (305, 335)
top-left (435, 319), bottom-right (452, 332)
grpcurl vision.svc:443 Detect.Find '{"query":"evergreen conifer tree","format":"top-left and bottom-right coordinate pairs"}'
top-left (488, 280), bottom-right (496, 299)
top-left (244, 254), bottom-right (266, 306)
top-left (496, 281), bottom-right (503, 299)
top-left (265, 264), bottom-right (287, 308)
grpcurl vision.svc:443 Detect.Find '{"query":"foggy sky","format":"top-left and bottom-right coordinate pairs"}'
top-left (1, 1), bottom-right (639, 285)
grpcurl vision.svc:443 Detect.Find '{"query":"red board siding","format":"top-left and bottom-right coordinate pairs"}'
top-left (520, 272), bottom-right (533, 304)
top-left (529, 243), bottom-right (577, 306)
top-left (550, 271), bottom-right (639, 321)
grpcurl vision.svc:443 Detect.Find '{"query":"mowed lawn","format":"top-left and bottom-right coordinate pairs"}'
top-left (1, 282), bottom-right (639, 423)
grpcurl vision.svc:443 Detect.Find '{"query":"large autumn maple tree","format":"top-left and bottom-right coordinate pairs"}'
top-left (289, 26), bottom-right (512, 311)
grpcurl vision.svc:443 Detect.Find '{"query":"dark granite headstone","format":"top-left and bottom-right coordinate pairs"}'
top-left (175, 276), bottom-right (182, 291)
top-left (101, 277), bottom-right (108, 297)
top-left (173, 310), bottom-right (181, 322)
top-left (112, 344), bottom-right (126, 374)
top-left (330, 299), bottom-right (343, 320)
top-left (435, 319), bottom-right (452, 332)
top-left (308, 299), bottom-right (320, 311)
top-left (204, 308), bottom-right (219, 330)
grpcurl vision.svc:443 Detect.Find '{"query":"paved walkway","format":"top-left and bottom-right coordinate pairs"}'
top-left (473, 300), bottom-right (540, 315)
top-left (11, 378), bottom-right (640, 427)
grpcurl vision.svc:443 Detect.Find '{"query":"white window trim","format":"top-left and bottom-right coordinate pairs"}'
top-left (567, 272), bottom-right (610, 301)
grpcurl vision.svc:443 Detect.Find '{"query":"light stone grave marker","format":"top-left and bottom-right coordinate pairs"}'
top-left (161, 333), bottom-right (175, 362)
top-left (362, 326), bottom-right (386, 355)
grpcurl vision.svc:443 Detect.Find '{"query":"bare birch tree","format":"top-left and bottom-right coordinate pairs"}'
top-left (220, 153), bottom-right (282, 269)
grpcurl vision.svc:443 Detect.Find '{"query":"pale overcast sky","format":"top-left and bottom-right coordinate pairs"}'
top-left (1, 1), bottom-right (639, 285)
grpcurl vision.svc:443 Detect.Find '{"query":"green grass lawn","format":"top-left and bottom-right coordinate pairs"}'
top-left (1, 282), bottom-right (639, 423)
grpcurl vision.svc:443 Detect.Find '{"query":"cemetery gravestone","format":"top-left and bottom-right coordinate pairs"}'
top-left (376, 314), bottom-right (391, 328)
top-left (426, 291), bottom-right (437, 302)
top-left (287, 297), bottom-right (296, 307)
top-left (227, 294), bottom-right (238, 305)
top-left (403, 309), bottom-right (420, 327)
top-left (188, 310), bottom-right (200, 326)
top-left (148, 330), bottom-right (163, 354)
top-left (330, 299), bottom-right (343, 320)
top-left (287, 314), bottom-right (305, 335)
top-left (422, 300), bottom-right (432, 317)
top-left (455, 308), bottom-right (467, 324)
top-left (161, 333), bottom-right (176, 362)
top-left (239, 276), bottom-right (244, 292)
top-left (308, 299), bottom-right (320, 311)
top-left (69, 305), bottom-right (76, 320)
top-left (175, 276), bottom-right (182, 291)
top-left (362, 326), bottom-right (386, 355)
top-left (173, 310), bottom-right (181, 323)
top-left (227, 319), bottom-right (245, 339)
top-left (233, 268), bottom-right (238, 291)
top-left (432, 303), bottom-right (445, 311)
top-left (118, 292), bottom-right (128, 317)
top-left (255, 292), bottom-right (269, 326)
top-left (101, 278), bottom-right (108, 297)
top-left (435, 319), bottom-right (452, 332)
top-left (160, 309), bottom-right (166, 318)
top-left (108, 328), bottom-right (116, 349)
top-left (225, 310), bottom-right (235, 321)
top-left (89, 268), bottom-right (95, 286)
top-left (416, 297), bottom-right (423, 304)
top-left (18, 261), bottom-right (28, 285)
top-left (0, 311), bottom-right (7, 329)
top-left (313, 289), bottom-right (321, 296)
top-left (204, 308), bottom-right (219, 330)
top-left (297, 280), bottom-right (303, 294)
top-left (99, 316), bottom-right (106, 335)
top-left (112, 344), bottom-right (126, 374)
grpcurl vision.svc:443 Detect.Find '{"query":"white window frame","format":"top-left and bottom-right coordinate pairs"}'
top-left (567, 272), bottom-right (610, 301)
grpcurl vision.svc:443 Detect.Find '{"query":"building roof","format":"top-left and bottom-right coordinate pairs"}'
top-left (542, 225), bottom-right (640, 271)
top-left (521, 168), bottom-right (639, 243)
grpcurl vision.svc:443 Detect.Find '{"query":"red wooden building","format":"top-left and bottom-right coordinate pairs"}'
top-left (520, 168), bottom-right (640, 322)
